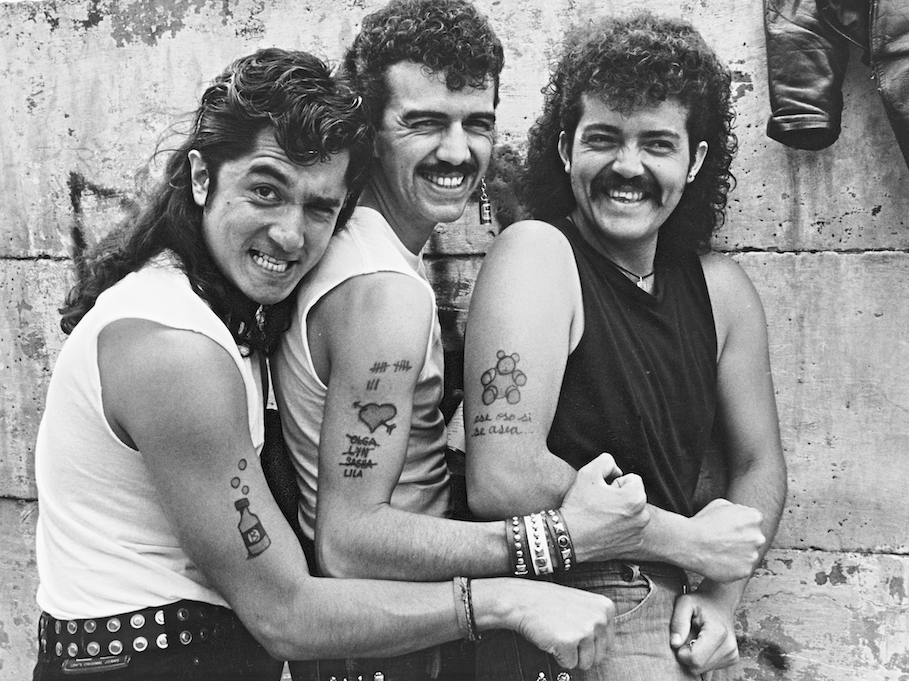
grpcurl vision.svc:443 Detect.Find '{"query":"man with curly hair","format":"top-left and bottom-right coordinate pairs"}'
top-left (271, 2), bottom-right (667, 679)
top-left (465, 13), bottom-right (787, 680)
top-left (33, 47), bottom-right (618, 680)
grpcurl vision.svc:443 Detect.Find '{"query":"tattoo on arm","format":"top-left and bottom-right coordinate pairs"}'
top-left (354, 401), bottom-right (398, 434)
top-left (480, 350), bottom-right (527, 405)
top-left (340, 433), bottom-right (380, 479)
top-left (471, 411), bottom-right (533, 438)
top-left (230, 458), bottom-right (271, 558)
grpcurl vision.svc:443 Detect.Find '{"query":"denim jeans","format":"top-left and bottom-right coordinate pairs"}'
top-left (289, 640), bottom-right (475, 681)
top-left (476, 561), bottom-right (702, 681)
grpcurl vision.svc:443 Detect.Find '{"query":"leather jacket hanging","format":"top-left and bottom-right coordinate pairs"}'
top-left (764, 0), bottom-right (909, 169)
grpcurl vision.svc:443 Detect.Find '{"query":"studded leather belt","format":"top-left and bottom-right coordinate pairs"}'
top-left (39, 600), bottom-right (245, 667)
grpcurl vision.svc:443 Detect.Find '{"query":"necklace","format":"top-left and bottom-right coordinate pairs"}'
top-left (609, 260), bottom-right (655, 289)
top-left (564, 215), bottom-right (655, 289)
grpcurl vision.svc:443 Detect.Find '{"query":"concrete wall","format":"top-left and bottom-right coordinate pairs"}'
top-left (2, 0), bottom-right (908, 677)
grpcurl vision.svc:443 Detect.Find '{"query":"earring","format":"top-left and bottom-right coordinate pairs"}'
top-left (564, 161), bottom-right (571, 173)
top-left (687, 172), bottom-right (696, 182)
top-left (479, 178), bottom-right (493, 226)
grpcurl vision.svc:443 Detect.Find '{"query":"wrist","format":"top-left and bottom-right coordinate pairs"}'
top-left (470, 578), bottom-right (524, 633)
top-left (647, 509), bottom-right (703, 572)
top-left (693, 578), bottom-right (745, 614)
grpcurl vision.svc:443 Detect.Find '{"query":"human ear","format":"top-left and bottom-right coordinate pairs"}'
top-left (187, 150), bottom-right (210, 207)
top-left (558, 131), bottom-right (571, 173)
top-left (687, 141), bottom-right (708, 183)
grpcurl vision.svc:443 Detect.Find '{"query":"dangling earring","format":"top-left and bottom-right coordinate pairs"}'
top-left (479, 177), bottom-right (493, 225)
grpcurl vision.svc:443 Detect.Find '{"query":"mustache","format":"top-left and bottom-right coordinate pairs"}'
top-left (591, 170), bottom-right (661, 204)
top-left (418, 161), bottom-right (478, 176)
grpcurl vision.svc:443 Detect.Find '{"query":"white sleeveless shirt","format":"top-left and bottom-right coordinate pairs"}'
top-left (272, 207), bottom-right (451, 540)
top-left (35, 255), bottom-right (264, 619)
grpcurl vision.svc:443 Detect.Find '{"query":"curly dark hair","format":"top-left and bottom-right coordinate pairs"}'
top-left (523, 12), bottom-right (737, 254)
top-left (344, 0), bottom-right (504, 128)
top-left (61, 48), bottom-right (373, 356)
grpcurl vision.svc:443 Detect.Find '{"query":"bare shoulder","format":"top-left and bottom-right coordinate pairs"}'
top-left (100, 318), bottom-right (241, 389)
top-left (311, 271), bottom-right (434, 365)
top-left (488, 219), bottom-right (574, 260)
top-left (478, 220), bottom-right (577, 296)
top-left (699, 251), bottom-right (768, 353)
top-left (98, 318), bottom-right (249, 449)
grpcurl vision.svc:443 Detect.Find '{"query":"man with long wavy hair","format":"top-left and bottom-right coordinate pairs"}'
top-left (33, 47), bottom-right (617, 680)
top-left (465, 13), bottom-right (787, 680)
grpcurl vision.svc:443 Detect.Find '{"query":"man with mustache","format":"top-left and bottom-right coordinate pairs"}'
top-left (464, 13), bottom-right (787, 680)
top-left (34, 46), bottom-right (617, 681)
top-left (272, 1), bottom-right (659, 679)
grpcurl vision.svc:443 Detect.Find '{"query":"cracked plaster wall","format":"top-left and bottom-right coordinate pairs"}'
top-left (2, 0), bottom-right (909, 678)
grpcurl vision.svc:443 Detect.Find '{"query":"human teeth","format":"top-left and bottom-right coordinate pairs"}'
top-left (608, 189), bottom-right (645, 202)
top-left (252, 251), bottom-right (290, 273)
top-left (424, 173), bottom-right (465, 188)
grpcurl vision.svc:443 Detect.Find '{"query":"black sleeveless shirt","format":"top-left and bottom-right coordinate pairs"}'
top-left (546, 217), bottom-right (717, 517)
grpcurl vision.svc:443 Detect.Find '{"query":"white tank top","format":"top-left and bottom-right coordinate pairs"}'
top-left (272, 207), bottom-right (451, 540)
top-left (35, 254), bottom-right (264, 619)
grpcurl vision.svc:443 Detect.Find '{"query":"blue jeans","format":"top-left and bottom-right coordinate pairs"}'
top-left (289, 640), bottom-right (475, 681)
top-left (476, 561), bottom-right (702, 681)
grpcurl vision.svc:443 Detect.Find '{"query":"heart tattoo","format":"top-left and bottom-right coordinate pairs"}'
top-left (354, 401), bottom-right (398, 434)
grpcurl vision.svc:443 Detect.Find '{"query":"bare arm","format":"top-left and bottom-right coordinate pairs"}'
top-left (98, 318), bottom-right (615, 667)
top-left (465, 222), bottom-right (649, 563)
top-left (670, 254), bottom-right (787, 674)
top-left (465, 225), bottom-right (772, 578)
top-left (309, 272), bottom-right (511, 580)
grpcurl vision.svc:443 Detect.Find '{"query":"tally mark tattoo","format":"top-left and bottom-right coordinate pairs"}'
top-left (369, 359), bottom-right (413, 374)
top-left (231, 458), bottom-right (271, 558)
top-left (480, 350), bottom-right (527, 405)
top-left (354, 401), bottom-right (398, 434)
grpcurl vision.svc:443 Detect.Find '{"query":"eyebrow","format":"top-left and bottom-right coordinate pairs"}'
top-left (401, 110), bottom-right (496, 123)
top-left (246, 162), bottom-right (346, 207)
top-left (246, 163), bottom-right (294, 186)
top-left (582, 123), bottom-right (682, 140)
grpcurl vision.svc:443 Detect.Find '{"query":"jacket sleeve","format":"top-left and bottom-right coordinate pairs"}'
top-left (764, 0), bottom-right (852, 150)
top-left (869, 0), bottom-right (909, 170)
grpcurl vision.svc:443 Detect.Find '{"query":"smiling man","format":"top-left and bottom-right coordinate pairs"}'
top-left (464, 13), bottom-right (787, 681)
top-left (32, 48), bottom-right (621, 680)
top-left (270, 2), bottom-right (671, 680)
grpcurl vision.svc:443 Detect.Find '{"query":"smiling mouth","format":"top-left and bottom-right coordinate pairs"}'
top-left (421, 171), bottom-right (467, 189)
top-left (607, 188), bottom-right (647, 203)
top-left (251, 250), bottom-right (292, 274)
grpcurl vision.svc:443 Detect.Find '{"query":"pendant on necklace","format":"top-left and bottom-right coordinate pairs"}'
top-left (636, 278), bottom-right (646, 290)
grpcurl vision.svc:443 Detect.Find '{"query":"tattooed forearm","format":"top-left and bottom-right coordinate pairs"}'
top-left (480, 350), bottom-right (527, 405)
